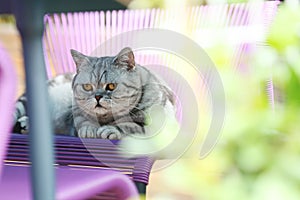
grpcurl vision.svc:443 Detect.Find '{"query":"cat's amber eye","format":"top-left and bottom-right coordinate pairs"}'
top-left (82, 84), bottom-right (93, 91)
top-left (106, 83), bottom-right (116, 91)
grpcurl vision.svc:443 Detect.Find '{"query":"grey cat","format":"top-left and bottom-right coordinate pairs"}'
top-left (13, 47), bottom-right (176, 139)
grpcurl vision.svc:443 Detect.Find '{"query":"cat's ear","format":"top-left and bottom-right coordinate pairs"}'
top-left (70, 49), bottom-right (90, 73)
top-left (114, 47), bottom-right (135, 70)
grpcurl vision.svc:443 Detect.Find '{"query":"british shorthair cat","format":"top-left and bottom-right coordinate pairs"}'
top-left (13, 47), bottom-right (176, 139)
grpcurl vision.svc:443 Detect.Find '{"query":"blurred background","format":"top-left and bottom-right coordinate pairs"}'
top-left (1, 0), bottom-right (300, 199)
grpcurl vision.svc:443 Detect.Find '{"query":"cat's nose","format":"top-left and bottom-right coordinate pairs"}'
top-left (95, 95), bottom-right (102, 101)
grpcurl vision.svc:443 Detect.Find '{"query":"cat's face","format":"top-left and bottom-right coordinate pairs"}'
top-left (71, 48), bottom-right (142, 120)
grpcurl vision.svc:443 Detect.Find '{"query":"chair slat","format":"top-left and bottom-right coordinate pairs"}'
top-left (6, 134), bottom-right (154, 185)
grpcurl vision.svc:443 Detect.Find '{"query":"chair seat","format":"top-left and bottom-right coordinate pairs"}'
top-left (0, 165), bottom-right (138, 200)
top-left (6, 133), bottom-right (155, 187)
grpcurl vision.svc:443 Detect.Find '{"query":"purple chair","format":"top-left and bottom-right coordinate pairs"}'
top-left (0, 43), bottom-right (139, 199)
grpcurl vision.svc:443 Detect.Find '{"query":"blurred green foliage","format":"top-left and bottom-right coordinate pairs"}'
top-left (194, 3), bottom-right (300, 199)
top-left (139, 2), bottom-right (300, 200)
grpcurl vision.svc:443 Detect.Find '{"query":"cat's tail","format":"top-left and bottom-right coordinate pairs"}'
top-left (13, 94), bottom-right (29, 133)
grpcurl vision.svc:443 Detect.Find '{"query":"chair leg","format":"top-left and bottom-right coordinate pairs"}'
top-left (135, 181), bottom-right (147, 195)
top-left (13, 1), bottom-right (55, 199)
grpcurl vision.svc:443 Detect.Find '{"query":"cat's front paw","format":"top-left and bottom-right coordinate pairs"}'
top-left (78, 126), bottom-right (98, 138)
top-left (96, 126), bottom-right (122, 140)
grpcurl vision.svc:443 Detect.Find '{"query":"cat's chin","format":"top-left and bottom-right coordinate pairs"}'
top-left (94, 106), bottom-right (104, 111)
top-left (94, 107), bottom-right (109, 116)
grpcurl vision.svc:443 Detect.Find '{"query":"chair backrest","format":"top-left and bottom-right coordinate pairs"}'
top-left (43, 2), bottom-right (279, 114)
top-left (43, 1), bottom-right (279, 77)
top-left (0, 43), bottom-right (17, 177)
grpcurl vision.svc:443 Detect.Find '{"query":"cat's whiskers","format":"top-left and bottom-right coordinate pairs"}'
top-left (74, 101), bottom-right (94, 113)
top-left (109, 99), bottom-right (142, 117)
